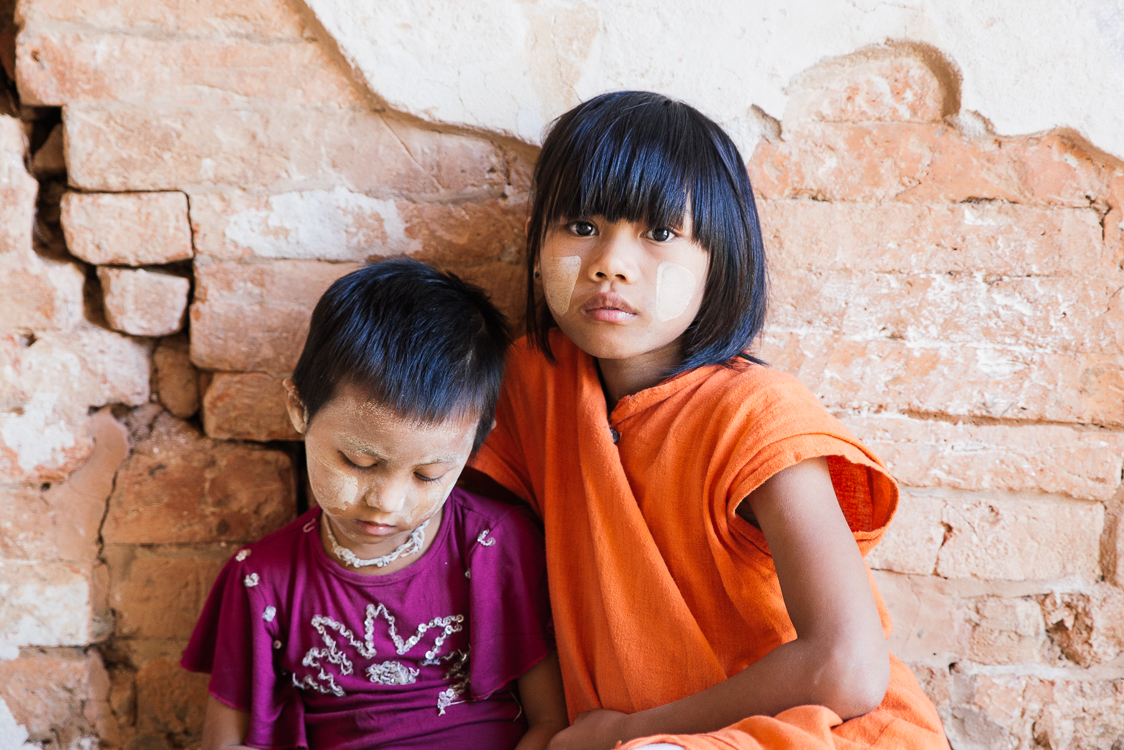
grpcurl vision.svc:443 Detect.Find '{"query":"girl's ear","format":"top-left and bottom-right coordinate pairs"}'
top-left (282, 378), bottom-right (309, 435)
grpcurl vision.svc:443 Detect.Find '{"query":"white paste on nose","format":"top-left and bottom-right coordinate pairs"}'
top-left (655, 262), bottom-right (698, 322)
top-left (543, 255), bottom-right (582, 315)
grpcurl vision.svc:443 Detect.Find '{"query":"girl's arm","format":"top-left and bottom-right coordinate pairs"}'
top-left (545, 457), bottom-right (890, 750)
top-left (516, 650), bottom-right (570, 750)
top-left (201, 695), bottom-right (254, 750)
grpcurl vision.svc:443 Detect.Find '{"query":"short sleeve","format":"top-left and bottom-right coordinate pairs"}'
top-left (181, 552), bottom-right (307, 749)
top-left (471, 350), bottom-right (541, 515)
top-left (464, 506), bottom-right (553, 698)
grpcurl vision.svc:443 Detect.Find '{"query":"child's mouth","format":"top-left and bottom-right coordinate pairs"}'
top-left (582, 293), bottom-right (638, 322)
top-left (354, 519), bottom-right (398, 536)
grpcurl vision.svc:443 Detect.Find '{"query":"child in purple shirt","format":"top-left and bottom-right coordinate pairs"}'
top-left (182, 259), bottom-right (567, 750)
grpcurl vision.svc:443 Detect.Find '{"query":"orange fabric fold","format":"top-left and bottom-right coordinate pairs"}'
top-left (473, 333), bottom-right (949, 748)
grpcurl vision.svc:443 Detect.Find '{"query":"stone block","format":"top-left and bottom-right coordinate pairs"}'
top-left (400, 198), bottom-right (527, 265)
top-left (153, 335), bottom-right (199, 419)
top-left (1039, 585), bottom-right (1124, 667)
top-left (865, 490), bottom-right (945, 575)
top-left (873, 571), bottom-right (973, 668)
top-left (442, 259), bottom-right (527, 335)
top-left (60, 191), bottom-right (193, 266)
top-left (758, 200), bottom-right (1109, 278)
top-left (18, 0), bottom-right (308, 37)
top-left (0, 115), bottom-right (36, 256)
top-left (202, 371), bottom-right (299, 442)
top-left (134, 658), bottom-right (208, 742)
top-left (0, 251), bottom-right (85, 333)
top-left (66, 105), bottom-right (512, 197)
top-left (190, 259), bottom-right (361, 371)
top-left (102, 412), bottom-right (296, 544)
top-left (770, 267), bottom-right (1124, 355)
top-left (758, 331), bottom-right (1124, 428)
top-left (785, 46), bottom-right (947, 126)
top-left (0, 327), bottom-right (149, 484)
top-left (843, 414), bottom-right (1124, 502)
top-left (945, 671), bottom-right (1124, 750)
top-left (0, 560), bottom-right (94, 648)
top-left (104, 544), bottom-right (230, 640)
top-left (935, 490), bottom-right (1103, 582)
top-left (0, 410), bottom-right (127, 564)
top-left (17, 30), bottom-right (362, 107)
top-left (749, 125), bottom-right (1109, 209)
top-left (0, 650), bottom-right (105, 749)
top-left (968, 596), bottom-right (1047, 665)
top-left (99, 267), bottom-right (191, 337)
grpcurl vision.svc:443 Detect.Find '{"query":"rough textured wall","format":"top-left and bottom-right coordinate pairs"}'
top-left (0, 1), bottom-right (1122, 749)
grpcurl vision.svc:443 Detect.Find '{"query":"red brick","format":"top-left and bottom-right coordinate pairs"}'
top-left (99, 267), bottom-right (191, 337)
top-left (17, 0), bottom-right (308, 38)
top-left (0, 651), bottom-right (103, 747)
top-left (0, 560), bottom-right (95, 646)
top-left (0, 410), bottom-right (127, 563)
top-left (451, 260), bottom-right (527, 336)
top-left (749, 125), bottom-right (1109, 208)
top-left (872, 571), bottom-right (972, 668)
top-left (968, 596), bottom-right (1048, 665)
top-left (864, 490), bottom-right (944, 575)
top-left (153, 335), bottom-right (200, 419)
top-left (770, 267), bottom-right (1124, 355)
top-left (102, 412), bottom-right (296, 544)
top-left (189, 259), bottom-right (361, 371)
top-left (1105, 171), bottom-right (1124, 270)
top-left (65, 105), bottom-right (512, 196)
top-left (104, 544), bottom-right (230, 640)
top-left (402, 198), bottom-right (528, 265)
top-left (135, 658), bottom-right (208, 742)
top-left (785, 48), bottom-right (947, 125)
top-left (1, 115), bottom-right (37, 255)
top-left (757, 331), bottom-right (1124, 427)
top-left (758, 200), bottom-right (1109, 278)
top-left (0, 327), bottom-right (149, 484)
top-left (60, 191), bottom-right (193, 266)
top-left (17, 30), bottom-right (363, 107)
top-left (843, 415), bottom-right (1124, 502)
top-left (934, 490), bottom-right (1103, 581)
top-left (202, 371), bottom-right (299, 442)
top-left (0, 251), bottom-right (85, 332)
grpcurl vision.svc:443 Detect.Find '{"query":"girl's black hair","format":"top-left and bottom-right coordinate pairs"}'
top-left (525, 90), bottom-right (767, 374)
top-left (290, 258), bottom-right (512, 452)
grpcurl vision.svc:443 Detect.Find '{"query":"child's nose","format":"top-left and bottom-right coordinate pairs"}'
top-left (590, 233), bottom-right (638, 282)
top-left (363, 477), bottom-right (408, 514)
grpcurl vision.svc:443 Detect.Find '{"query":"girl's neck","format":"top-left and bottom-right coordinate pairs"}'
top-left (596, 341), bottom-right (683, 409)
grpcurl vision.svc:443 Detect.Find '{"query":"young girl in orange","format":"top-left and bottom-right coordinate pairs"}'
top-left (470, 91), bottom-right (950, 749)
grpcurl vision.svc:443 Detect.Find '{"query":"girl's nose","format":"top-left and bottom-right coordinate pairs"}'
top-left (589, 230), bottom-right (638, 283)
top-left (363, 478), bottom-right (408, 514)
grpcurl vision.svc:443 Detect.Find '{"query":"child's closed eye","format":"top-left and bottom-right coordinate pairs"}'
top-left (414, 472), bottom-right (444, 483)
top-left (340, 452), bottom-right (376, 470)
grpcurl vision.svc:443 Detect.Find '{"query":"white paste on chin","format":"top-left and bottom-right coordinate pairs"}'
top-left (655, 262), bottom-right (697, 321)
top-left (542, 255), bottom-right (582, 315)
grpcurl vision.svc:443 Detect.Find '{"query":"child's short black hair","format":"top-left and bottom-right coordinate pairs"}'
top-left (290, 258), bottom-right (512, 452)
top-left (526, 90), bottom-right (768, 373)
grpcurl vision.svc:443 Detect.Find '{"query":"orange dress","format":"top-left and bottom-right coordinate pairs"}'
top-left (473, 332), bottom-right (949, 749)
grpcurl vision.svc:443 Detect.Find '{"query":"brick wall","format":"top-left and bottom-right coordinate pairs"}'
top-left (0, 2), bottom-right (1121, 748)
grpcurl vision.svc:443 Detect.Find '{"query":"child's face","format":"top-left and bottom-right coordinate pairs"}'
top-left (539, 213), bottom-right (709, 368)
top-left (285, 381), bottom-right (477, 564)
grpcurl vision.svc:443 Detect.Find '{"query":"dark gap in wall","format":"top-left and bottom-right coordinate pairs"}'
top-left (0, 0), bottom-right (17, 117)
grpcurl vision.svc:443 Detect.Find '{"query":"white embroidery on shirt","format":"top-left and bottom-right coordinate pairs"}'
top-left (302, 518), bottom-right (318, 533)
top-left (243, 573), bottom-right (259, 588)
top-left (293, 603), bottom-right (466, 697)
top-left (262, 606), bottom-right (276, 622)
top-left (436, 650), bottom-right (470, 715)
top-left (293, 670), bottom-right (344, 697)
top-left (367, 660), bottom-right (420, 685)
top-left (476, 529), bottom-right (496, 547)
top-left (235, 549), bottom-right (250, 561)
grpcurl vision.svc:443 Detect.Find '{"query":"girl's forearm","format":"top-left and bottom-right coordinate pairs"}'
top-left (622, 635), bottom-right (889, 740)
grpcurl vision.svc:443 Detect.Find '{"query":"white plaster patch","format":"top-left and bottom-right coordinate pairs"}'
top-left (0, 699), bottom-right (34, 750)
top-left (654, 262), bottom-right (697, 322)
top-left (0, 561), bottom-right (92, 648)
top-left (0, 391), bottom-right (78, 473)
top-left (543, 256), bottom-right (582, 315)
top-left (224, 188), bottom-right (414, 261)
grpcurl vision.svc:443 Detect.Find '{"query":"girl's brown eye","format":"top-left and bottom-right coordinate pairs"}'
top-left (570, 221), bottom-right (596, 237)
top-left (650, 227), bottom-right (673, 242)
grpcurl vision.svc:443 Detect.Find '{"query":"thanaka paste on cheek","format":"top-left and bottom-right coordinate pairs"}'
top-left (308, 448), bottom-right (358, 513)
top-left (542, 255), bottom-right (582, 315)
top-left (654, 261), bottom-right (698, 322)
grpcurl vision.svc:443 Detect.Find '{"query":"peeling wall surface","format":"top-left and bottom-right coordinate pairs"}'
top-left (1, 0), bottom-right (1123, 748)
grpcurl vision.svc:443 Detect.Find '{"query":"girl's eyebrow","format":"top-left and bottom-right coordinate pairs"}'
top-left (338, 436), bottom-right (461, 466)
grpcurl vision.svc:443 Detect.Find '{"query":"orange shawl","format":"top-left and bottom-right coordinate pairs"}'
top-left (473, 333), bottom-right (947, 749)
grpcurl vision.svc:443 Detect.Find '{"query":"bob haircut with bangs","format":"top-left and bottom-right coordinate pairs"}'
top-left (525, 90), bottom-right (768, 375)
top-left (290, 258), bottom-right (512, 453)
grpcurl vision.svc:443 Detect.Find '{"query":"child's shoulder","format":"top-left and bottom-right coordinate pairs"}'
top-left (445, 487), bottom-right (543, 548)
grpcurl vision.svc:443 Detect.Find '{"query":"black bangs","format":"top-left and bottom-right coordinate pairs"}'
top-left (526, 91), bottom-right (769, 375)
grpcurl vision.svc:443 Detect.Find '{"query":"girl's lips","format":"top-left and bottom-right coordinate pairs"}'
top-left (353, 519), bottom-right (399, 537)
top-left (581, 292), bottom-right (638, 322)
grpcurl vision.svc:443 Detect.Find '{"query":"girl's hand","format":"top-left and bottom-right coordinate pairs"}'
top-left (546, 708), bottom-right (633, 750)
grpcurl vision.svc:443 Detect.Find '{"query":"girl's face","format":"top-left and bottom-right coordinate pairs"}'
top-left (539, 214), bottom-right (709, 371)
top-left (284, 381), bottom-right (477, 572)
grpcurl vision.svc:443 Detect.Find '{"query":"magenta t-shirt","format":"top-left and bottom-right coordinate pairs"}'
top-left (181, 488), bottom-right (553, 750)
